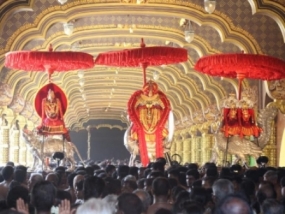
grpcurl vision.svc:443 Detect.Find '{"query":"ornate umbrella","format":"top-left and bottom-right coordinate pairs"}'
top-left (94, 38), bottom-right (188, 84)
top-left (195, 53), bottom-right (285, 165)
top-left (194, 53), bottom-right (285, 99)
top-left (5, 44), bottom-right (94, 82)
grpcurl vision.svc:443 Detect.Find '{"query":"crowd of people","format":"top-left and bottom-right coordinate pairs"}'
top-left (0, 157), bottom-right (284, 214)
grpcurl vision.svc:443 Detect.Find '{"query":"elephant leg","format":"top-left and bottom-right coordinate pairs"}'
top-left (129, 153), bottom-right (135, 166)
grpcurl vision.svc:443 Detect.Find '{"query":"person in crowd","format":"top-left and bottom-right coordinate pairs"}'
top-left (264, 170), bottom-right (282, 200)
top-left (202, 176), bottom-right (216, 190)
top-left (6, 186), bottom-right (29, 211)
top-left (76, 198), bottom-right (113, 214)
top-left (10, 169), bottom-right (27, 189)
top-left (185, 169), bottom-right (200, 190)
top-left (117, 193), bottom-right (143, 214)
top-left (45, 173), bottom-right (59, 188)
top-left (261, 199), bottom-right (284, 214)
top-left (83, 176), bottom-right (105, 201)
top-left (65, 172), bottom-right (77, 204)
top-left (28, 173), bottom-right (43, 192)
top-left (147, 177), bottom-right (172, 214)
top-left (212, 179), bottom-right (234, 204)
top-left (117, 165), bottom-right (130, 180)
top-left (215, 194), bottom-right (253, 214)
top-left (0, 166), bottom-right (14, 200)
top-left (133, 189), bottom-right (152, 214)
top-left (122, 179), bottom-right (137, 193)
top-left (105, 165), bottom-right (116, 177)
top-left (31, 181), bottom-right (56, 214)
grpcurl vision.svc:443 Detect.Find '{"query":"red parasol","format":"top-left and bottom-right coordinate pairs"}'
top-left (94, 38), bottom-right (188, 84)
top-left (5, 44), bottom-right (94, 81)
top-left (194, 53), bottom-right (285, 99)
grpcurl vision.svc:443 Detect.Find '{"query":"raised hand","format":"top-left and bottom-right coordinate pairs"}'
top-left (16, 198), bottom-right (29, 214)
top-left (58, 199), bottom-right (71, 214)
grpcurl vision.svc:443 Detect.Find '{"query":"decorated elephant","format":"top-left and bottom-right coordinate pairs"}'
top-left (22, 128), bottom-right (84, 171)
top-left (211, 106), bottom-right (278, 165)
top-left (124, 80), bottom-right (175, 166)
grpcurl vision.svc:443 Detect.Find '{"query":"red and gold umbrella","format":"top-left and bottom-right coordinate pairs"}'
top-left (194, 53), bottom-right (285, 99)
top-left (95, 38), bottom-right (188, 84)
top-left (5, 44), bottom-right (94, 82)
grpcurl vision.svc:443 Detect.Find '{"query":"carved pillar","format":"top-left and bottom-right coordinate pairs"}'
top-left (181, 130), bottom-right (191, 164)
top-left (199, 122), bottom-right (214, 164)
top-left (190, 126), bottom-right (199, 164)
top-left (170, 133), bottom-right (177, 157)
top-left (182, 138), bottom-right (191, 164)
top-left (175, 131), bottom-right (183, 163)
top-left (0, 125), bottom-right (9, 165)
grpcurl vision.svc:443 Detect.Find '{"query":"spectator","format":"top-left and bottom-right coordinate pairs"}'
top-left (147, 177), bottom-right (172, 214)
top-left (212, 179), bottom-right (234, 204)
top-left (117, 193), bottom-right (143, 214)
top-left (0, 166), bottom-right (14, 200)
top-left (31, 181), bottom-right (56, 214)
top-left (215, 194), bottom-right (253, 214)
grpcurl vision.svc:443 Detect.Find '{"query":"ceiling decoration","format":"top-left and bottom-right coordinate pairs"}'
top-left (0, 0), bottom-right (284, 130)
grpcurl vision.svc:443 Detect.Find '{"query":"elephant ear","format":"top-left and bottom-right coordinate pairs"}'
top-left (257, 106), bottom-right (278, 149)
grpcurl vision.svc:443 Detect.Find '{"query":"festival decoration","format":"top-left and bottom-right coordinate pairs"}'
top-left (5, 44), bottom-right (94, 82)
top-left (195, 53), bottom-right (285, 99)
top-left (124, 80), bottom-right (173, 166)
top-left (195, 53), bottom-right (285, 138)
top-left (34, 83), bottom-right (68, 136)
top-left (95, 38), bottom-right (188, 85)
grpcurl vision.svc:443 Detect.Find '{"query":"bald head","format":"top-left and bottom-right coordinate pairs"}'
top-left (216, 194), bottom-right (253, 214)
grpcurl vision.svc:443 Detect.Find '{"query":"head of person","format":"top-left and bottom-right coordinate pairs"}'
top-left (186, 169), bottom-right (200, 187)
top-left (261, 199), bottom-right (284, 214)
top-left (215, 194), bottom-right (253, 214)
top-left (83, 176), bottom-right (105, 201)
top-left (264, 170), bottom-right (278, 185)
top-left (6, 186), bottom-right (29, 209)
top-left (202, 176), bottom-right (216, 189)
top-left (133, 189), bottom-right (151, 213)
top-left (152, 177), bottom-right (170, 198)
top-left (31, 181), bottom-right (56, 213)
top-left (13, 169), bottom-right (26, 184)
top-left (76, 198), bottom-right (113, 214)
top-left (122, 180), bottom-right (137, 193)
top-left (1, 166), bottom-right (14, 181)
top-left (105, 165), bottom-right (116, 177)
top-left (45, 173), bottom-right (59, 187)
top-left (151, 162), bottom-right (165, 173)
top-left (67, 172), bottom-right (77, 189)
top-left (257, 181), bottom-right (277, 205)
top-left (117, 193), bottom-right (143, 214)
top-left (55, 190), bottom-right (72, 206)
top-left (117, 165), bottom-right (130, 180)
top-left (28, 173), bottom-right (43, 191)
top-left (212, 179), bottom-right (234, 203)
top-left (73, 174), bottom-right (85, 190)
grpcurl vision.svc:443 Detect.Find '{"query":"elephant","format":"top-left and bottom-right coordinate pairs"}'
top-left (22, 130), bottom-right (84, 171)
top-left (124, 110), bottom-right (175, 166)
top-left (211, 106), bottom-right (278, 165)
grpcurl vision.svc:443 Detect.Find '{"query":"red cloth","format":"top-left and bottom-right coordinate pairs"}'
top-left (194, 53), bottom-right (285, 80)
top-left (128, 83), bottom-right (171, 167)
top-left (5, 51), bottom-right (94, 72)
top-left (222, 108), bottom-right (262, 138)
top-left (35, 83), bottom-right (68, 135)
top-left (95, 46), bottom-right (187, 67)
